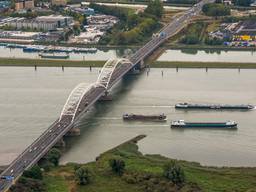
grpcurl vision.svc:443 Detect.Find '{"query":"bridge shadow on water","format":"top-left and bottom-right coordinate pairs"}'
top-left (62, 71), bottom-right (146, 157)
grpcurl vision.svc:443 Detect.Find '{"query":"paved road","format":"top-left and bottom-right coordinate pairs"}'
top-left (0, 0), bottom-right (213, 191)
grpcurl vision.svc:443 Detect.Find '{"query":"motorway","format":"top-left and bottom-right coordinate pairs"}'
top-left (0, 0), bottom-right (213, 191)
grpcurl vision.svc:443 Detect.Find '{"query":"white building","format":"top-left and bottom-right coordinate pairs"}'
top-left (8, 15), bottom-right (73, 31)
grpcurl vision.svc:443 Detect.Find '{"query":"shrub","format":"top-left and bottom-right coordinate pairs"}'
top-left (23, 165), bottom-right (42, 180)
top-left (45, 148), bottom-right (61, 166)
top-left (163, 160), bottom-right (185, 185)
top-left (109, 158), bottom-right (125, 176)
top-left (75, 166), bottom-right (91, 185)
top-left (144, 0), bottom-right (164, 18)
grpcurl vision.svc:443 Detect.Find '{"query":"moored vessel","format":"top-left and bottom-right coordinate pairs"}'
top-left (175, 103), bottom-right (254, 110)
top-left (123, 113), bottom-right (167, 121)
top-left (171, 120), bottom-right (237, 128)
top-left (39, 53), bottom-right (69, 59)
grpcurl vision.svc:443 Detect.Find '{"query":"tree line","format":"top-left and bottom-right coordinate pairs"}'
top-left (90, 0), bottom-right (164, 45)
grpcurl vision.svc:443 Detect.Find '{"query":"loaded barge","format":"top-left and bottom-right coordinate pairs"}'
top-left (171, 120), bottom-right (237, 128)
top-left (123, 113), bottom-right (167, 122)
top-left (39, 53), bottom-right (70, 59)
top-left (175, 103), bottom-right (254, 110)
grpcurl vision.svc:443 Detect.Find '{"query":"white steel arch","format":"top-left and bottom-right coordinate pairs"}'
top-left (97, 58), bottom-right (132, 90)
top-left (59, 83), bottom-right (95, 122)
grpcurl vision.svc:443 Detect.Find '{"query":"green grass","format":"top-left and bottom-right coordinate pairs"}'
top-left (1, 57), bottom-right (256, 69)
top-left (152, 61), bottom-right (256, 68)
top-left (0, 58), bottom-right (106, 67)
top-left (44, 175), bottom-right (69, 192)
top-left (41, 135), bottom-right (256, 192)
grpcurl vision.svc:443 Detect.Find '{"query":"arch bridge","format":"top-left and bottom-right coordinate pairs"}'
top-left (59, 58), bottom-right (133, 123)
top-left (97, 58), bottom-right (133, 90)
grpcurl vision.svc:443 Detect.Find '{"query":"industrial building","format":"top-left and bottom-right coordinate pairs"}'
top-left (51, 0), bottom-right (67, 6)
top-left (15, 0), bottom-right (34, 11)
top-left (8, 15), bottom-right (73, 31)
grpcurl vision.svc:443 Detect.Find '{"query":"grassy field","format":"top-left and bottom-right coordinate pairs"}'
top-left (1, 57), bottom-right (256, 69)
top-left (41, 135), bottom-right (256, 192)
top-left (0, 58), bottom-right (106, 67)
top-left (152, 61), bottom-right (256, 68)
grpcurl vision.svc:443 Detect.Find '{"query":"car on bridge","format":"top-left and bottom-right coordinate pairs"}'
top-left (0, 176), bottom-right (14, 181)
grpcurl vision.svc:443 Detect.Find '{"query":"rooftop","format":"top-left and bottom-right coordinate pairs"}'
top-left (36, 15), bottom-right (72, 22)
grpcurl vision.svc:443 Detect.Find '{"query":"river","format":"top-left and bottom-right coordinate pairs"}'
top-left (158, 49), bottom-right (256, 63)
top-left (1, 47), bottom-right (256, 63)
top-left (0, 67), bottom-right (255, 167)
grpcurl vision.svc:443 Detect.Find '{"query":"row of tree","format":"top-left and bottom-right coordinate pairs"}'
top-left (202, 3), bottom-right (231, 17)
top-left (74, 158), bottom-right (185, 186)
top-left (90, 0), bottom-right (164, 45)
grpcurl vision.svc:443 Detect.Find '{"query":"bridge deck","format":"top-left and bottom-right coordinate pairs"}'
top-left (0, 1), bottom-right (214, 191)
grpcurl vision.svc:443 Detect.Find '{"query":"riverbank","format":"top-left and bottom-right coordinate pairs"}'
top-left (0, 58), bottom-right (105, 67)
top-left (165, 44), bottom-right (256, 51)
top-left (33, 135), bottom-right (256, 192)
top-left (152, 61), bottom-right (256, 68)
top-left (1, 57), bottom-right (256, 68)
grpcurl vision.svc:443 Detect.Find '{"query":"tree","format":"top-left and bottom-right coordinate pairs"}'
top-left (10, 177), bottom-right (46, 192)
top-left (109, 158), bottom-right (125, 176)
top-left (73, 23), bottom-right (81, 36)
top-left (75, 166), bottom-right (91, 185)
top-left (23, 165), bottom-right (43, 180)
top-left (46, 148), bottom-right (62, 166)
top-left (144, 0), bottom-right (164, 18)
top-left (163, 160), bottom-right (185, 185)
top-left (202, 3), bottom-right (230, 17)
top-left (234, 0), bottom-right (251, 6)
top-left (215, 0), bottom-right (223, 3)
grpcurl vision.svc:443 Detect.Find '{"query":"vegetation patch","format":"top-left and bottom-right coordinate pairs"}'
top-left (10, 135), bottom-right (256, 192)
top-left (152, 61), bottom-right (256, 68)
top-left (0, 58), bottom-right (106, 67)
top-left (90, 0), bottom-right (163, 45)
top-left (180, 22), bottom-right (207, 45)
top-left (202, 3), bottom-right (231, 17)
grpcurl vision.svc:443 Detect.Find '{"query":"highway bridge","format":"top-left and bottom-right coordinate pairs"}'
top-left (0, 0), bottom-right (213, 191)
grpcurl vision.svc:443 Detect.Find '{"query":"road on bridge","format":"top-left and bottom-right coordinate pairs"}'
top-left (0, 0), bottom-right (213, 191)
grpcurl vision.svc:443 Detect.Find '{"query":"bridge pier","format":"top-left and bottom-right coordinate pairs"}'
top-left (66, 127), bottom-right (81, 136)
top-left (139, 59), bottom-right (146, 69)
top-left (55, 138), bottom-right (66, 148)
top-left (99, 91), bottom-right (112, 101)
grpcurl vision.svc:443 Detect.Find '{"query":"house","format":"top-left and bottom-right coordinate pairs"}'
top-left (15, 0), bottom-right (34, 11)
top-left (51, 0), bottom-right (67, 6)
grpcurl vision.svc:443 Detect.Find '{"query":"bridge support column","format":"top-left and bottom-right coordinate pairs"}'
top-left (55, 138), bottom-right (66, 148)
top-left (99, 91), bottom-right (112, 101)
top-left (139, 59), bottom-right (146, 69)
top-left (66, 127), bottom-right (81, 136)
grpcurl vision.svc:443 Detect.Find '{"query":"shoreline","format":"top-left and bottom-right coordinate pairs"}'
top-left (41, 135), bottom-right (256, 192)
top-left (1, 58), bottom-right (256, 68)
top-left (1, 41), bottom-right (256, 51)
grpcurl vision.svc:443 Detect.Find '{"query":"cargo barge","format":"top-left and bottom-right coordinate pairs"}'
top-left (175, 103), bottom-right (254, 110)
top-left (39, 53), bottom-right (69, 59)
top-left (123, 113), bottom-right (167, 122)
top-left (171, 120), bottom-right (237, 128)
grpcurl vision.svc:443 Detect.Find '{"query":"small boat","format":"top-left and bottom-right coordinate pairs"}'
top-left (123, 113), bottom-right (167, 122)
top-left (6, 43), bottom-right (25, 48)
top-left (39, 53), bottom-right (69, 59)
top-left (23, 46), bottom-right (44, 52)
top-left (175, 103), bottom-right (254, 110)
top-left (171, 120), bottom-right (237, 128)
top-left (0, 43), bottom-right (7, 46)
top-left (73, 47), bottom-right (97, 53)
